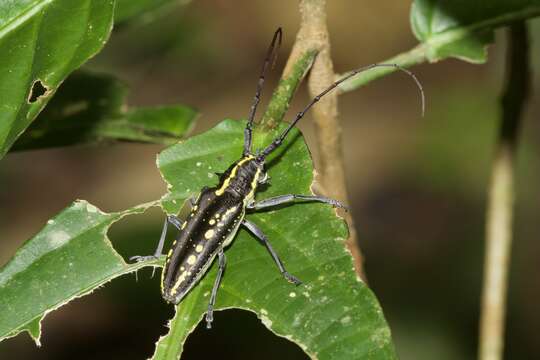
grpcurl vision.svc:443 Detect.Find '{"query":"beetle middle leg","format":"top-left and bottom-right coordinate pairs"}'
top-left (247, 194), bottom-right (347, 211)
top-left (206, 249), bottom-right (226, 329)
top-left (242, 219), bottom-right (302, 285)
top-left (130, 215), bottom-right (184, 276)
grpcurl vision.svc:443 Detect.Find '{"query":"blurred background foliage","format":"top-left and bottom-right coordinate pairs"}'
top-left (1, 1), bottom-right (539, 359)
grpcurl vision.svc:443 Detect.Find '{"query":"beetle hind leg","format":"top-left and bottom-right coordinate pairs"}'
top-left (242, 219), bottom-right (302, 286)
top-left (247, 194), bottom-right (347, 212)
top-left (206, 249), bottom-right (227, 329)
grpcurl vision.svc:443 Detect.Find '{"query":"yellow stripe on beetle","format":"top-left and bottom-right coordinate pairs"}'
top-left (215, 155), bottom-right (254, 196)
top-left (245, 168), bottom-right (261, 205)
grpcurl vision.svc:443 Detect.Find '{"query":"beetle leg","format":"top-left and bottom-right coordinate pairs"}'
top-left (242, 219), bottom-right (302, 286)
top-left (130, 215), bottom-right (184, 277)
top-left (166, 215), bottom-right (183, 231)
top-left (206, 249), bottom-right (226, 329)
top-left (247, 194), bottom-right (347, 211)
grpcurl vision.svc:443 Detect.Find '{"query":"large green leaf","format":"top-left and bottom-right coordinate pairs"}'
top-left (411, 0), bottom-right (540, 62)
top-left (0, 200), bottom-right (158, 345)
top-left (0, 119), bottom-right (395, 358)
top-left (12, 71), bottom-right (197, 151)
top-left (0, 0), bottom-right (115, 158)
top-left (154, 119), bottom-right (396, 359)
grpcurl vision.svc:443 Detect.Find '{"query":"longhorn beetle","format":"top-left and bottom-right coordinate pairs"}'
top-left (131, 28), bottom-right (424, 328)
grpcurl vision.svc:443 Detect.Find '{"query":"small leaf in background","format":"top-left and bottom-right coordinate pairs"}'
top-left (12, 71), bottom-right (197, 151)
top-left (0, 200), bottom-right (158, 345)
top-left (0, 0), bottom-right (115, 158)
top-left (410, 0), bottom-right (540, 63)
top-left (155, 119), bottom-right (397, 360)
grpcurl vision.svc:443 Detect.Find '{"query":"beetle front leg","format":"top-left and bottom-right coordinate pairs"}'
top-left (247, 194), bottom-right (347, 211)
top-left (242, 219), bottom-right (302, 285)
top-left (206, 249), bottom-right (226, 329)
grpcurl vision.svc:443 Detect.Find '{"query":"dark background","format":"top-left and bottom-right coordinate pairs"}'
top-left (1, 1), bottom-right (539, 359)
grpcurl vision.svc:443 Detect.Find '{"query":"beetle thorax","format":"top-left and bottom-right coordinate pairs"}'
top-left (215, 156), bottom-right (263, 202)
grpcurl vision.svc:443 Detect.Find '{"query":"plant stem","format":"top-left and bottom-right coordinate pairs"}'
top-left (259, 0), bottom-right (366, 278)
top-left (335, 6), bottom-right (540, 95)
top-left (260, 50), bottom-right (318, 130)
top-left (479, 22), bottom-right (530, 360)
top-left (294, 0), bottom-right (365, 278)
top-left (336, 44), bottom-right (427, 94)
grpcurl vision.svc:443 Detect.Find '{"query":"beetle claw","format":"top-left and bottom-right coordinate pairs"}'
top-left (283, 272), bottom-right (302, 286)
top-left (331, 199), bottom-right (349, 212)
top-left (205, 311), bottom-right (214, 329)
top-left (130, 255), bottom-right (159, 263)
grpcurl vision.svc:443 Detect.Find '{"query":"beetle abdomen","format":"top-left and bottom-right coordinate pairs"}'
top-left (162, 188), bottom-right (244, 304)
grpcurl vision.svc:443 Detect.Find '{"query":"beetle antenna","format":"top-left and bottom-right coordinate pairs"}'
top-left (244, 28), bottom-right (283, 156)
top-left (260, 63), bottom-right (425, 158)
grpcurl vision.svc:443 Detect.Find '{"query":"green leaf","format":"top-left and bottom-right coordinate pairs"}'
top-left (337, 1), bottom-right (540, 94)
top-left (0, 200), bottom-right (158, 345)
top-left (115, 0), bottom-right (188, 24)
top-left (410, 0), bottom-right (540, 62)
top-left (12, 71), bottom-right (197, 151)
top-left (154, 119), bottom-right (396, 359)
top-left (0, 0), bottom-right (115, 158)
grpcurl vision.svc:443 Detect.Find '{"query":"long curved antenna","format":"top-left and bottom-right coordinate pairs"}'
top-left (260, 63), bottom-right (425, 158)
top-left (243, 28), bottom-right (283, 156)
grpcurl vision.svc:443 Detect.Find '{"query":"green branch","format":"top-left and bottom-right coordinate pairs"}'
top-left (260, 49), bottom-right (318, 130)
top-left (336, 5), bottom-right (540, 95)
top-left (336, 45), bottom-right (427, 94)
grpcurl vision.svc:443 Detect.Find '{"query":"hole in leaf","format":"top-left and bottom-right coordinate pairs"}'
top-left (184, 309), bottom-right (309, 359)
top-left (28, 80), bottom-right (49, 103)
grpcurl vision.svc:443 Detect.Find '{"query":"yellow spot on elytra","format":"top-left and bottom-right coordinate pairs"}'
top-left (205, 229), bottom-right (215, 239)
top-left (172, 240), bottom-right (177, 246)
top-left (187, 255), bottom-right (197, 265)
top-left (167, 249), bottom-right (173, 257)
top-left (224, 206), bottom-right (238, 218)
top-left (180, 266), bottom-right (185, 271)
top-left (209, 219), bottom-right (216, 225)
top-left (181, 222), bottom-right (187, 229)
top-left (192, 205), bottom-right (198, 211)
top-left (196, 244), bottom-right (203, 253)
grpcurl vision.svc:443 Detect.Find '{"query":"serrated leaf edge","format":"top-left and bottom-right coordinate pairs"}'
top-left (0, 199), bottom-right (161, 345)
